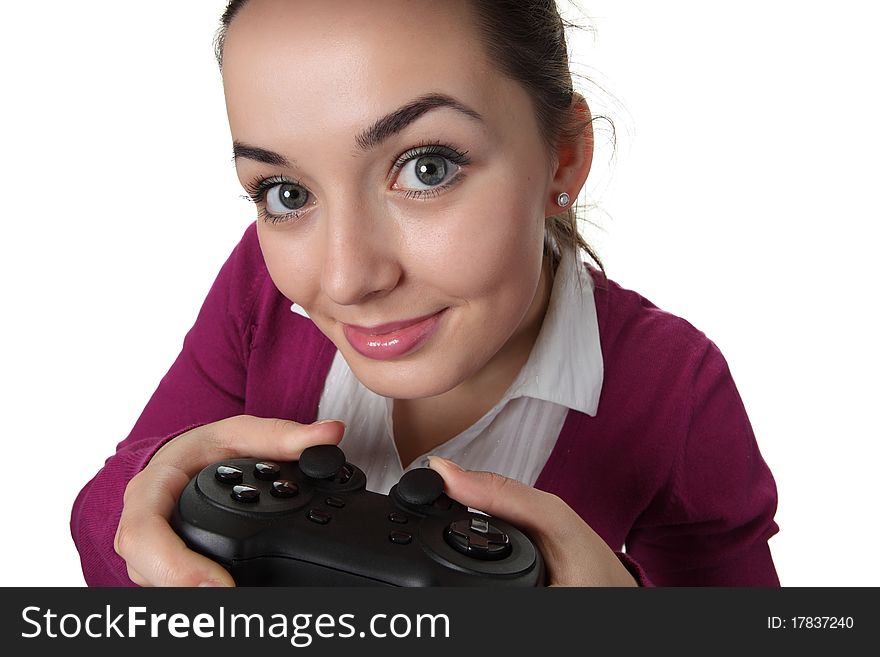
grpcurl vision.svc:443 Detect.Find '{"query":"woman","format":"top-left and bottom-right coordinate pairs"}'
top-left (71, 0), bottom-right (779, 587)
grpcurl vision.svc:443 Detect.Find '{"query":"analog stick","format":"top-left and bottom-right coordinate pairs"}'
top-left (395, 468), bottom-right (445, 506)
top-left (298, 444), bottom-right (346, 479)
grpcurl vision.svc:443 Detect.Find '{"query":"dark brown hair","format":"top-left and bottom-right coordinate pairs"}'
top-left (214, 0), bottom-right (604, 274)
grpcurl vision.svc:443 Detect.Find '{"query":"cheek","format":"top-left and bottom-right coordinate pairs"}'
top-left (406, 175), bottom-right (546, 303)
top-left (256, 223), bottom-right (323, 306)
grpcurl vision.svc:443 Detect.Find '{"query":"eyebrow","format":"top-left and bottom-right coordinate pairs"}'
top-left (355, 93), bottom-right (483, 151)
top-left (232, 142), bottom-right (291, 167)
top-left (232, 93), bottom-right (483, 166)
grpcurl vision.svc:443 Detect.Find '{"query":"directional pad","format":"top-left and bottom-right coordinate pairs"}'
top-left (444, 516), bottom-right (512, 560)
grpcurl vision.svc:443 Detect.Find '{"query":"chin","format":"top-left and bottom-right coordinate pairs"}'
top-left (350, 360), bottom-right (463, 400)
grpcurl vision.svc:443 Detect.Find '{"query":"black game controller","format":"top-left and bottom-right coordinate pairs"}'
top-left (171, 444), bottom-right (545, 586)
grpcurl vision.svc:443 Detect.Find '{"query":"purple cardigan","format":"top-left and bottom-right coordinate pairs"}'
top-left (71, 222), bottom-right (780, 587)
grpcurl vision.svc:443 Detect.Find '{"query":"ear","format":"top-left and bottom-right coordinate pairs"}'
top-left (543, 93), bottom-right (593, 217)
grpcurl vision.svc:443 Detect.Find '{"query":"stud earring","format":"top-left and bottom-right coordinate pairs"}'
top-left (557, 192), bottom-right (570, 208)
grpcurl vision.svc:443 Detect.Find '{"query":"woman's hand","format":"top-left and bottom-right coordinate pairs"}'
top-left (114, 414), bottom-right (345, 587)
top-left (428, 457), bottom-right (637, 587)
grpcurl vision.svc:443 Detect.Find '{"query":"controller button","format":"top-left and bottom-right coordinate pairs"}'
top-left (388, 512), bottom-right (408, 524)
top-left (470, 517), bottom-right (490, 533)
top-left (270, 480), bottom-right (299, 498)
top-left (231, 484), bottom-right (260, 503)
top-left (299, 444), bottom-right (346, 479)
top-left (396, 468), bottom-right (445, 506)
top-left (444, 518), bottom-right (512, 560)
top-left (215, 465), bottom-right (244, 484)
top-left (389, 531), bottom-right (412, 545)
top-left (337, 464), bottom-right (354, 484)
top-left (307, 509), bottom-right (332, 525)
top-left (325, 496), bottom-right (345, 508)
top-left (254, 461), bottom-right (281, 481)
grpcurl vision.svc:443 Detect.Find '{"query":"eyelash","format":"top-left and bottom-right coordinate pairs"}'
top-left (242, 142), bottom-right (471, 225)
top-left (243, 175), bottom-right (309, 225)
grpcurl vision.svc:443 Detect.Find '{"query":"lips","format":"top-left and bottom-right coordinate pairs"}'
top-left (342, 308), bottom-right (447, 361)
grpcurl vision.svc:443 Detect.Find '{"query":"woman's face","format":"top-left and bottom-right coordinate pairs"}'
top-left (223, 0), bottom-right (557, 400)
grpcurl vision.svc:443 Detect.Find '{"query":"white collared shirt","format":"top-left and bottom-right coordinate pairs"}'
top-left (293, 250), bottom-right (604, 494)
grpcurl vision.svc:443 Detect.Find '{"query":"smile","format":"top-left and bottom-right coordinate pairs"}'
top-left (342, 309), bottom-right (448, 360)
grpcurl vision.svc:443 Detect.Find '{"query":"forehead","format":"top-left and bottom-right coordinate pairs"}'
top-left (221, 0), bottom-right (513, 142)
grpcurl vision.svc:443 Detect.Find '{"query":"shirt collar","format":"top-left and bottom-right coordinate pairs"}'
top-left (506, 249), bottom-right (604, 416)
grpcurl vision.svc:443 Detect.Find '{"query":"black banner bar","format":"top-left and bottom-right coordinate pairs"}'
top-left (3, 587), bottom-right (872, 654)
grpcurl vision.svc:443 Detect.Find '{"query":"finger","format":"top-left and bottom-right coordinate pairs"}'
top-left (117, 514), bottom-right (235, 587)
top-left (118, 416), bottom-right (345, 587)
top-left (115, 461), bottom-right (236, 587)
top-left (428, 457), bottom-right (638, 587)
top-left (427, 456), bottom-right (568, 533)
top-left (151, 415), bottom-right (346, 474)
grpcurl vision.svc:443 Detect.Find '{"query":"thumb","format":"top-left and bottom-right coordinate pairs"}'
top-left (152, 416), bottom-right (347, 470)
top-left (427, 458), bottom-right (638, 587)
top-left (427, 456), bottom-right (561, 532)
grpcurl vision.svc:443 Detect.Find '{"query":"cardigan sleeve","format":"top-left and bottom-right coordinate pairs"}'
top-left (624, 341), bottom-right (780, 586)
top-left (70, 223), bottom-right (265, 586)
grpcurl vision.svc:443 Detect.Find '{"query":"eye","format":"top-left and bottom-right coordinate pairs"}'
top-left (396, 155), bottom-right (459, 190)
top-left (391, 144), bottom-right (469, 195)
top-left (243, 175), bottom-right (314, 224)
top-left (265, 181), bottom-right (310, 214)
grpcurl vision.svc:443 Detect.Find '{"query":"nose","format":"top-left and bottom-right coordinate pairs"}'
top-left (319, 202), bottom-right (402, 306)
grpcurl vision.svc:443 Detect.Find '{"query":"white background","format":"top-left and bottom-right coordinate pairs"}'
top-left (1, 1), bottom-right (876, 586)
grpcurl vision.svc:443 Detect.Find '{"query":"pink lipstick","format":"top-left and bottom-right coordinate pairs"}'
top-left (342, 309), bottom-right (447, 360)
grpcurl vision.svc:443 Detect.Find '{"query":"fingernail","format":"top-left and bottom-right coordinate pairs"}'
top-left (427, 456), bottom-right (463, 472)
top-left (313, 419), bottom-right (344, 428)
top-left (198, 578), bottom-right (231, 588)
